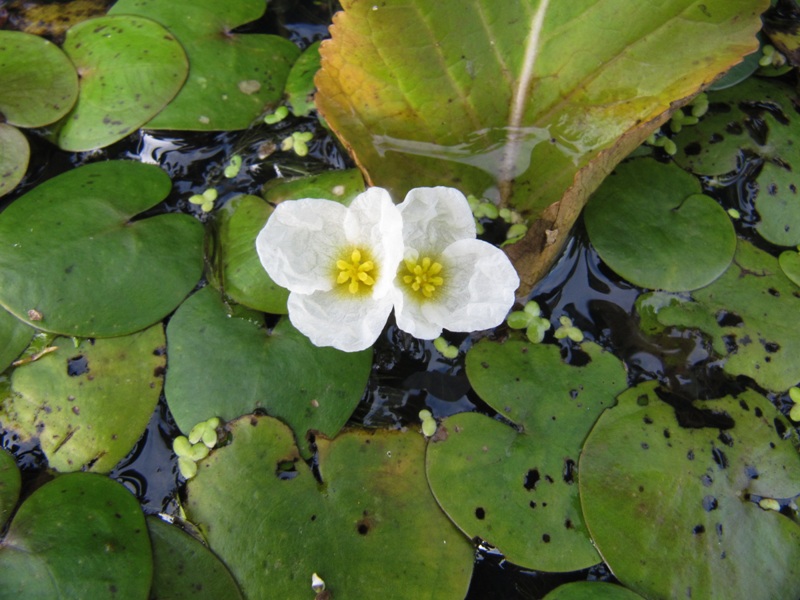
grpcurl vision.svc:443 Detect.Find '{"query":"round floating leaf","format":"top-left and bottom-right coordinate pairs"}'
top-left (286, 41), bottom-right (321, 117)
top-left (0, 307), bottom-right (34, 372)
top-left (673, 77), bottom-right (800, 176)
top-left (0, 473), bottom-right (152, 599)
top-left (584, 158), bottom-right (735, 291)
top-left (109, 0), bottom-right (299, 130)
top-left (426, 340), bottom-right (627, 572)
top-left (147, 516), bottom-right (243, 600)
top-left (165, 287), bottom-right (371, 456)
top-left (542, 582), bottom-right (646, 600)
top-left (185, 415), bottom-right (473, 599)
top-left (55, 15), bottom-right (189, 151)
top-left (580, 381), bottom-right (800, 600)
top-left (0, 124), bottom-right (29, 199)
top-left (0, 450), bottom-right (20, 529)
top-left (644, 239), bottom-right (800, 391)
top-left (3, 324), bottom-right (165, 473)
top-left (0, 160), bottom-right (204, 336)
top-left (754, 161), bottom-right (800, 247)
top-left (779, 249), bottom-right (800, 286)
top-left (213, 195), bottom-right (289, 314)
top-left (0, 30), bottom-right (78, 128)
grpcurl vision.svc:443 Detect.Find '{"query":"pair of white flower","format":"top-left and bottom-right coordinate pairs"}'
top-left (256, 186), bottom-right (519, 352)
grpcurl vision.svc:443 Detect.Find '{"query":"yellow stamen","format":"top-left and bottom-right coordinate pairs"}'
top-left (401, 254), bottom-right (444, 299)
top-left (335, 248), bottom-right (376, 295)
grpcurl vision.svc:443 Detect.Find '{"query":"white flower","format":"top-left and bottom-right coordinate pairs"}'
top-left (391, 187), bottom-right (519, 339)
top-left (256, 188), bottom-right (404, 352)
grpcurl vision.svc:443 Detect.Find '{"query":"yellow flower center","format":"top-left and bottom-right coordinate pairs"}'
top-left (336, 248), bottom-right (376, 295)
top-left (402, 255), bottom-right (444, 299)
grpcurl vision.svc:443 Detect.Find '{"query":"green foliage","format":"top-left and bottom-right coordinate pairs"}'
top-left (0, 161), bottom-right (204, 337)
top-left (0, 123), bottom-right (30, 199)
top-left (580, 381), bottom-right (800, 600)
top-left (0, 307), bottom-right (33, 372)
top-left (286, 41), bottom-right (322, 117)
top-left (0, 450), bottom-right (20, 530)
top-left (185, 415), bottom-right (473, 599)
top-left (0, 473), bottom-right (152, 599)
top-left (584, 158), bottom-right (736, 291)
top-left (642, 240), bottom-right (800, 391)
top-left (109, 0), bottom-right (299, 130)
top-left (164, 287), bottom-right (371, 457)
top-left (542, 582), bottom-right (646, 600)
top-left (3, 325), bottom-right (165, 473)
top-left (427, 340), bottom-right (627, 571)
top-left (54, 15), bottom-right (189, 151)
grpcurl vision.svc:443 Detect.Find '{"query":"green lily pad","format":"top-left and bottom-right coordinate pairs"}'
top-left (0, 450), bottom-right (20, 529)
top-left (580, 381), bottom-right (800, 600)
top-left (0, 307), bottom-right (34, 373)
top-left (673, 77), bottom-right (800, 176)
top-left (426, 340), bottom-right (627, 571)
top-left (316, 0), bottom-right (767, 293)
top-left (0, 473), bottom-right (152, 599)
top-left (109, 0), bottom-right (299, 130)
top-left (212, 195), bottom-right (289, 314)
top-left (542, 582), bottom-right (646, 600)
top-left (584, 158), bottom-right (735, 291)
top-left (0, 124), bottom-right (30, 199)
top-left (2, 324), bottom-right (165, 473)
top-left (754, 161), bottom-right (800, 247)
top-left (642, 239), bottom-right (800, 391)
top-left (147, 516), bottom-right (243, 600)
top-left (54, 15), bottom-right (189, 151)
top-left (0, 30), bottom-right (78, 128)
top-left (779, 249), bottom-right (800, 286)
top-left (165, 287), bottom-right (371, 457)
top-left (185, 415), bottom-right (473, 599)
top-left (286, 41), bottom-right (321, 117)
top-left (0, 160), bottom-right (204, 337)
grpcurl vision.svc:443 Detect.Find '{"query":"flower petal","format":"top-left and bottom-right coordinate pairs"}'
top-left (394, 239), bottom-right (519, 339)
top-left (398, 187), bottom-right (476, 254)
top-left (288, 290), bottom-right (393, 352)
top-left (256, 199), bottom-right (347, 295)
top-left (343, 187), bottom-right (405, 298)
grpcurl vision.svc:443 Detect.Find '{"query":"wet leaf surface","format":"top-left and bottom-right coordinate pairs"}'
top-left (0, 450), bottom-right (20, 529)
top-left (0, 473), bottom-right (152, 599)
top-left (109, 0), bottom-right (299, 130)
top-left (580, 381), bottom-right (800, 600)
top-left (0, 306), bottom-right (33, 372)
top-left (779, 248), bottom-right (800, 286)
top-left (317, 0), bottom-right (767, 292)
top-left (185, 415), bottom-right (473, 599)
top-left (427, 340), bottom-right (627, 571)
top-left (542, 581), bottom-right (646, 600)
top-left (584, 158), bottom-right (736, 291)
top-left (165, 287), bottom-right (371, 456)
top-left (3, 324), bottom-right (165, 473)
top-left (0, 123), bottom-right (30, 199)
top-left (0, 161), bottom-right (204, 336)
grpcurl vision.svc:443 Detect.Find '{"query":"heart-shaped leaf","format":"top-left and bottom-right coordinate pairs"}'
top-left (109, 0), bottom-right (299, 130)
top-left (0, 160), bottom-right (204, 337)
top-left (426, 340), bottom-right (627, 571)
top-left (0, 473), bottom-right (152, 599)
top-left (584, 158), bottom-right (735, 291)
top-left (147, 516), bottom-right (243, 600)
top-left (0, 30), bottom-right (78, 128)
top-left (0, 123), bottom-right (30, 199)
top-left (53, 15), bottom-right (189, 151)
top-left (316, 0), bottom-right (767, 293)
top-left (640, 239), bottom-right (800, 391)
top-left (580, 381), bottom-right (800, 600)
top-left (184, 415), bottom-right (473, 599)
top-left (165, 287), bottom-right (371, 456)
top-left (3, 324), bottom-right (165, 473)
